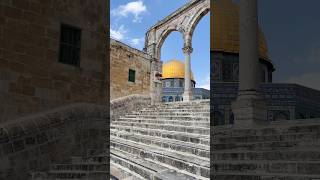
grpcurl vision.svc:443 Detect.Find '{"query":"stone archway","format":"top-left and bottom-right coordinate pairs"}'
top-left (144, 0), bottom-right (210, 103)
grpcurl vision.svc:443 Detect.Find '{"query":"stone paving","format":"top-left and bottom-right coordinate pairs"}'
top-left (110, 100), bottom-right (210, 180)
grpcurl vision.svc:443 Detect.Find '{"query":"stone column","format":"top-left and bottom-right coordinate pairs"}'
top-left (231, 0), bottom-right (267, 128)
top-left (182, 45), bottom-right (193, 101)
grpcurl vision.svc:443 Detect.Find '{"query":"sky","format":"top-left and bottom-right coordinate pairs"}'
top-left (258, 0), bottom-right (320, 90)
top-left (110, 0), bottom-right (210, 90)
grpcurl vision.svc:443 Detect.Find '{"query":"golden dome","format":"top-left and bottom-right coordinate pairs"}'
top-left (211, 0), bottom-right (269, 60)
top-left (162, 60), bottom-right (195, 82)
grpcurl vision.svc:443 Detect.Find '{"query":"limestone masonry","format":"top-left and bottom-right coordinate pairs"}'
top-left (110, 40), bottom-right (151, 100)
top-left (0, 0), bottom-right (108, 123)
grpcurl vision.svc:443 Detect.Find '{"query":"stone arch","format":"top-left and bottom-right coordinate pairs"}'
top-left (156, 29), bottom-right (184, 60)
top-left (185, 4), bottom-right (210, 47)
top-left (144, 0), bottom-right (210, 60)
top-left (145, 0), bottom-right (210, 103)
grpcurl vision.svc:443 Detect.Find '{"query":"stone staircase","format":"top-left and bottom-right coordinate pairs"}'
top-left (110, 100), bottom-right (210, 180)
top-left (31, 154), bottom-right (109, 179)
top-left (211, 120), bottom-right (320, 180)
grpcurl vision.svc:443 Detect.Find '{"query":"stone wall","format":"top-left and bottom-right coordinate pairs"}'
top-left (110, 94), bottom-right (151, 121)
top-left (0, 103), bottom-right (108, 180)
top-left (110, 39), bottom-right (151, 100)
top-left (0, 0), bottom-right (108, 123)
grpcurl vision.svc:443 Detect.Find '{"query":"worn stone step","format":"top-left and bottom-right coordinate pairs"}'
top-left (111, 148), bottom-right (168, 179)
top-left (111, 121), bottom-right (210, 135)
top-left (213, 124), bottom-right (320, 137)
top-left (211, 149), bottom-right (320, 161)
top-left (131, 111), bottom-right (210, 116)
top-left (110, 130), bottom-right (209, 158)
top-left (213, 132), bottom-right (320, 144)
top-left (111, 162), bottom-right (145, 180)
top-left (110, 149), bottom-right (201, 180)
top-left (211, 173), bottom-right (320, 180)
top-left (143, 108), bottom-right (210, 112)
top-left (111, 125), bottom-right (209, 145)
top-left (48, 163), bottom-right (108, 179)
top-left (212, 160), bottom-right (320, 175)
top-left (212, 139), bottom-right (320, 151)
top-left (140, 109), bottom-right (210, 113)
top-left (115, 117), bottom-right (209, 127)
top-left (111, 137), bottom-right (210, 178)
top-left (124, 114), bottom-right (210, 121)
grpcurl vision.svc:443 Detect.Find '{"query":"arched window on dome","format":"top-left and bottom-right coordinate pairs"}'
top-left (168, 96), bottom-right (173, 102)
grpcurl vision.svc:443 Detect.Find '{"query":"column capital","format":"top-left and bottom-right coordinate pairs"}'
top-left (182, 46), bottom-right (193, 54)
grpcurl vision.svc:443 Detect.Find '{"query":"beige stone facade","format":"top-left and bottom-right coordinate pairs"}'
top-left (110, 39), bottom-right (151, 100)
top-left (0, 0), bottom-right (107, 123)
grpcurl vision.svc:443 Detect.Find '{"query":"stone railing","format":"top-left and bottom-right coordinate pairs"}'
top-left (110, 94), bottom-right (151, 121)
top-left (0, 103), bottom-right (108, 180)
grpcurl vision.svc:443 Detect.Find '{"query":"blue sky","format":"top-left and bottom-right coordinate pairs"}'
top-left (110, 0), bottom-right (210, 89)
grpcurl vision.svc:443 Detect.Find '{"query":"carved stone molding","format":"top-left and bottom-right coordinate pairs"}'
top-left (182, 46), bottom-right (193, 54)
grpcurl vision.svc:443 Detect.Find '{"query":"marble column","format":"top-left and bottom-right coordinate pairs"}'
top-left (231, 0), bottom-right (267, 128)
top-left (182, 45), bottom-right (193, 101)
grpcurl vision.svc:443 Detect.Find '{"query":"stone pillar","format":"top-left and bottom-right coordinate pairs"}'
top-left (182, 45), bottom-right (193, 101)
top-left (150, 59), bottom-right (162, 105)
top-left (231, 0), bottom-right (267, 128)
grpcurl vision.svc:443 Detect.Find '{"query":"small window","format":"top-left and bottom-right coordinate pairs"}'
top-left (128, 69), bottom-right (136, 82)
top-left (59, 24), bottom-right (81, 66)
top-left (127, 54), bottom-right (133, 60)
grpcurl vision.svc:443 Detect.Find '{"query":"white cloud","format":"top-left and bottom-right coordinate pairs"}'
top-left (286, 72), bottom-right (320, 90)
top-left (130, 38), bottom-right (144, 46)
top-left (110, 25), bottom-right (127, 41)
top-left (111, 1), bottom-right (147, 23)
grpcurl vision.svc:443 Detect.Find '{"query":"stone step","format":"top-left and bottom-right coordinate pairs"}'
top-left (213, 132), bottom-right (320, 144)
top-left (111, 162), bottom-right (145, 180)
top-left (156, 104), bottom-right (210, 108)
top-left (115, 117), bottom-right (209, 127)
top-left (47, 163), bottom-right (108, 179)
top-left (130, 111), bottom-right (210, 116)
top-left (143, 108), bottom-right (210, 112)
top-left (140, 109), bottom-right (210, 113)
top-left (110, 130), bottom-right (209, 158)
top-left (213, 124), bottom-right (320, 137)
top-left (212, 140), bottom-right (320, 151)
top-left (111, 122), bottom-right (210, 135)
top-left (111, 125), bottom-right (209, 145)
top-left (211, 149), bottom-right (320, 161)
top-left (111, 137), bottom-right (210, 178)
top-left (211, 173), bottom-right (320, 180)
top-left (123, 115), bottom-right (210, 121)
top-left (212, 160), bottom-right (320, 175)
top-left (110, 148), bottom-right (203, 180)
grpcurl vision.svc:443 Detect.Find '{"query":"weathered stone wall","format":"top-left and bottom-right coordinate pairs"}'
top-left (110, 39), bottom-right (151, 100)
top-left (110, 94), bottom-right (151, 121)
top-left (0, 0), bottom-right (108, 123)
top-left (0, 103), bottom-right (108, 180)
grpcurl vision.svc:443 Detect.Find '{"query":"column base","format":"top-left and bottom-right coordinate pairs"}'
top-left (231, 91), bottom-right (268, 128)
top-left (183, 91), bottom-right (193, 102)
